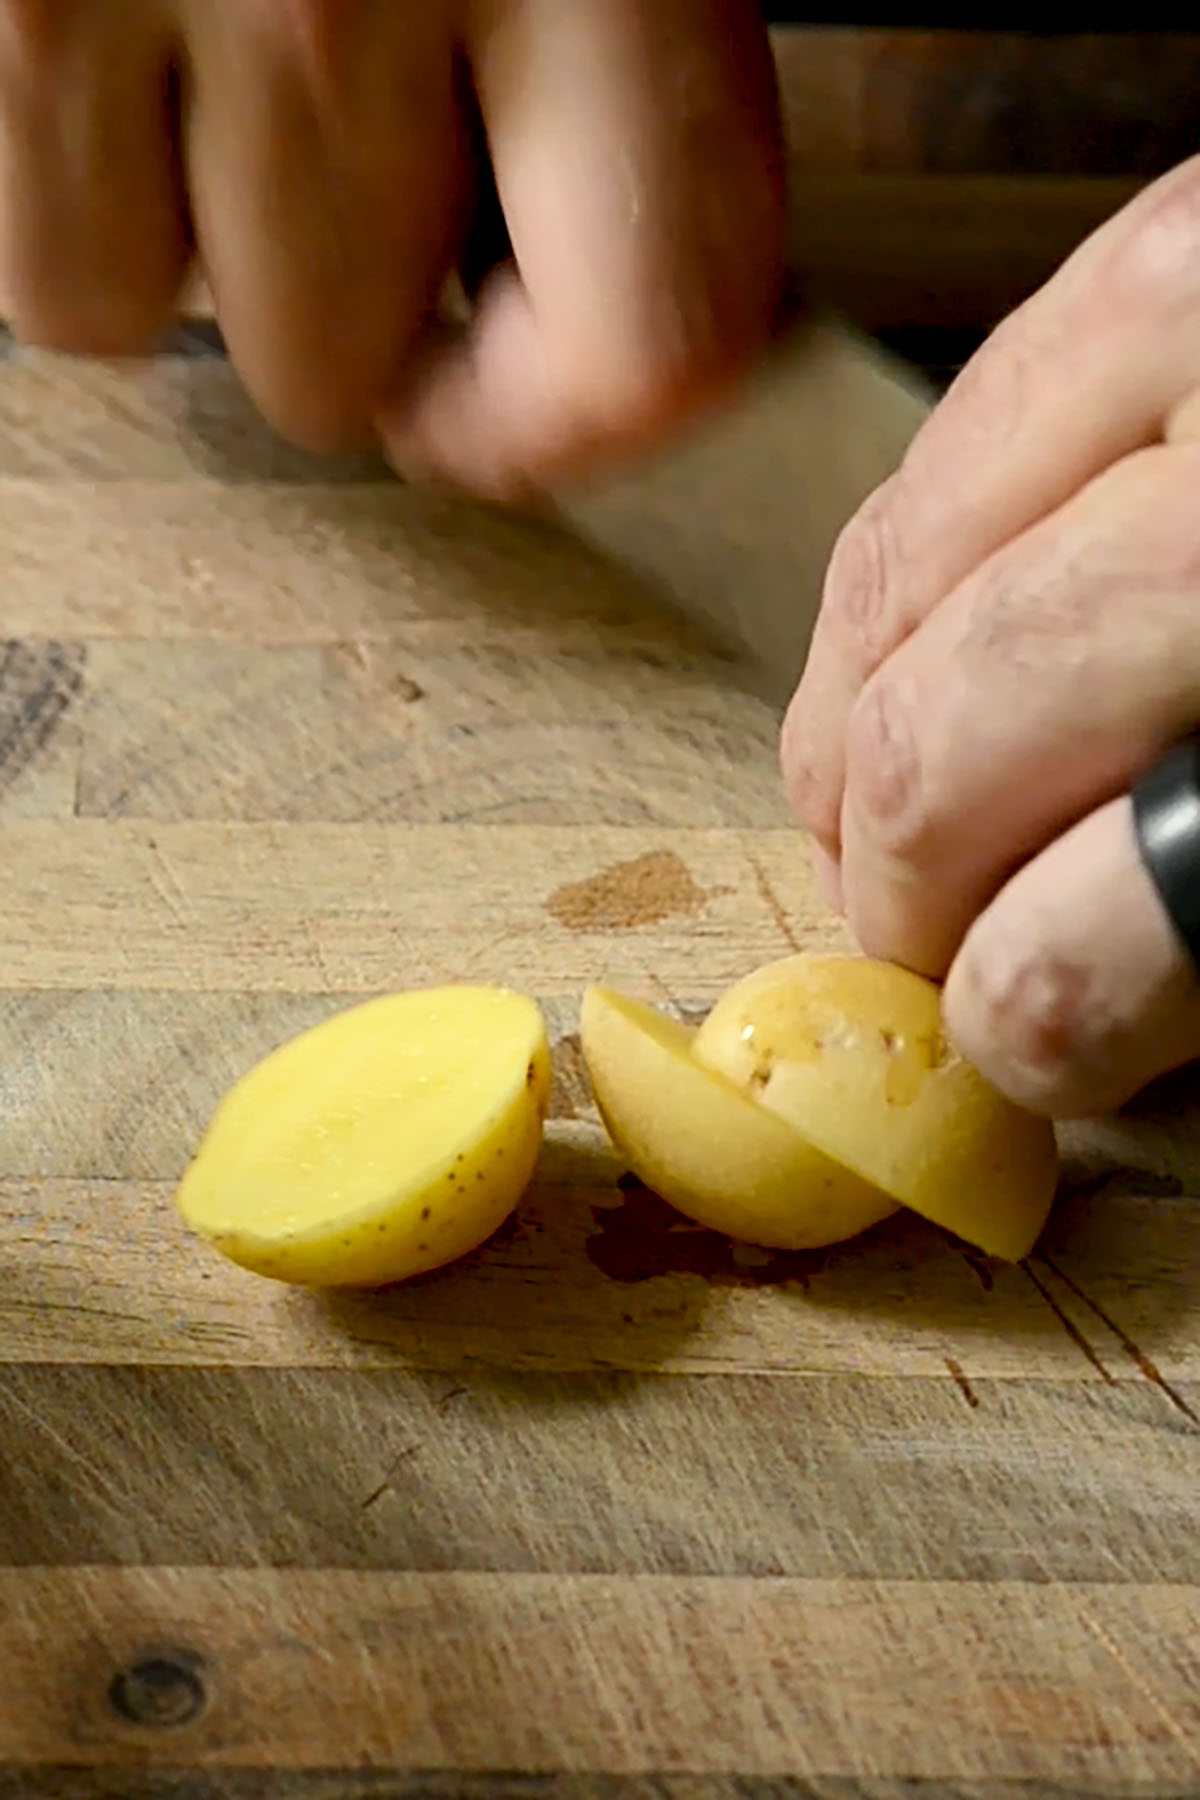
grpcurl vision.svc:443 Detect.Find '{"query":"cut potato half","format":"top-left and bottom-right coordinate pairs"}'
top-left (693, 954), bottom-right (1059, 1260)
top-left (177, 986), bottom-right (550, 1286)
top-left (580, 985), bottom-right (898, 1250)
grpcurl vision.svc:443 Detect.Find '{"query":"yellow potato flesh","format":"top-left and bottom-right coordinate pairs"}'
top-left (693, 954), bottom-right (1059, 1260)
top-left (580, 986), bottom-right (898, 1250)
top-left (177, 987), bottom-right (550, 1287)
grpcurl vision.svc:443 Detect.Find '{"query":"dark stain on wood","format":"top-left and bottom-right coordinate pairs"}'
top-left (1055, 1162), bottom-right (1186, 1205)
top-left (0, 641), bottom-right (85, 789)
top-left (585, 1175), bottom-right (840, 1289)
top-left (547, 852), bottom-right (709, 933)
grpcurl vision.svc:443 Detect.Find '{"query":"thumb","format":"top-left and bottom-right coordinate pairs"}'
top-left (943, 794), bottom-right (1200, 1119)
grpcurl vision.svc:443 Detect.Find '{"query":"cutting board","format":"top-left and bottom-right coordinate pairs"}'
top-left (1, 305), bottom-right (1199, 1795)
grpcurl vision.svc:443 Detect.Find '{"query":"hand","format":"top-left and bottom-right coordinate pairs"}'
top-left (781, 156), bottom-right (1200, 1119)
top-left (0, 0), bottom-right (784, 496)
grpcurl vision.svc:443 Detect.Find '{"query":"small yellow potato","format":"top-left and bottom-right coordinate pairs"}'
top-left (579, 986), bottom-right (899, 1250)
top-left (693, 954), bottom-right (1059, 1261)
top-left (177, 987), bottom-right (550, 1287)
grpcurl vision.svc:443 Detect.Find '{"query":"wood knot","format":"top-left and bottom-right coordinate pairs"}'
top-left (108, 1651), bottom-right (208, 1729)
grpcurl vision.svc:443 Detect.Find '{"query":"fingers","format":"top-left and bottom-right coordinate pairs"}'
top-left (0, 0), bottom-right (188, 352)
top-left (378, 0), bottom-right (785, 498)
top-left (943, 796), bottom-right (1200, 1118)
top-left (782, 154), bottom-right (1200, 856)
top-left (182, 0), bottom-right (468, 451)
top-left (834, 441), bottom-right (1200, 975)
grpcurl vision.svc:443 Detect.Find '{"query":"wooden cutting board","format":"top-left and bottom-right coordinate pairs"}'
top-left (1, 309), bottom-right (1199, 1796)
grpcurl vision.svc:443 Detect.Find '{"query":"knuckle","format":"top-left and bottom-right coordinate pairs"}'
top-left (951, 926), bottom-right (1101, 1106)
top-left (9, 287), bottom-right (166, 359)
top-left (240, 357), bottom-right (378, 455)
top-left (779, 708), bottom-right (839, 848)
top-left (845, 673), bottom-right (930, 859)
top-left (568, 336), bottom-right (722, 445)
top-left (953, 564), bottom-right (1060, 670)
top-left (918, 311), bottom-right (1038, 470)
top-left (823, 483), bottom-right (906, 674)
top-left (1102, 156), bottom-right (1200, 310)
top-left (563, 270), bottom-right (779, 450)
top-left (6, 228), bottom-right (183, 357)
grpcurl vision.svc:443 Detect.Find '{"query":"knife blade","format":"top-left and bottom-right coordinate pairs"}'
top-left (558, 315), bottom-right (932, 706)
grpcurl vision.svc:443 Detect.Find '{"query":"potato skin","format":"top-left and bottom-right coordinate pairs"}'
top-left (694, 954), bottom-right (1059, 1261)
top-left (580, 986), bottom-right (897, 1251)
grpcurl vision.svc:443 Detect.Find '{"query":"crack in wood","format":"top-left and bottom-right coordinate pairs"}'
top-left (1039, 1252), bottom-right (1199, 1426)
top-left (360, 1443), bottom-right (420, 1511)
top-left (748, 855), bottom-right (802, 953)
top-left (1022, 1261), bottom-right (1115, 1384)
top-left (943, 1356), bottom-right (980, 1408)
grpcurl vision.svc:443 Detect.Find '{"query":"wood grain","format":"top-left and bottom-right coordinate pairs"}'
top-left (5, 1783), bottom-right (1185, 1800)
top-left (8, 1781), bottom-right (1186, 1800)
top-left (0, 1570), bottom-right (1197, 1782)
top-left (0, 1170), bottom-right (1197, 1381)
top-left (0, 828), bottom-right (828, 992)
top-left (0, 133), bottom-right (1198, 1786)
top-left (0, 481), bottom-right (684, 642)
top-left (771, 28), bottom-right (1187, 329)
top-left (786, 174), bottom-right (1142, 331)
top-left (1, 1365), bottom-right (1198, 1577)
top-left (775, 31), bottom-right (1200, 178)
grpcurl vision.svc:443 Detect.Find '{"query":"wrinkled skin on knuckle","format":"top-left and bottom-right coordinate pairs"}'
top-left (908, 303), bottom-right (1042, 476)
top-left (946, 929), bottom-right (1112, 1117)
top-left (948, 559), bottom-right (1091, 688)
top-left (844, 672), bottom-right (930, 864)
top-left (821, 482), bottom-right (907, 676)
top-left (778, 714), bottom-right (839, 850)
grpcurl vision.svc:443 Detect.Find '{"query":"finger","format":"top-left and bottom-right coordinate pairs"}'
top-left (378, 0), bottom-right (785, 498)
top-left (781, 153), bottom-right (1200, 855)
top-left (0, 0), bottom-right (188, 352)
top-left (943, 795), bottom-right (1200, 1119)
top-left (182, 0), bottom-right (468, 451)
top-left (810, 838), bottom-right (842, 911)
top-left (836, 441), bottom-right (1200, 976)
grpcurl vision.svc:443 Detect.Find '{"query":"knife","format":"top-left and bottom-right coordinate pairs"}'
top-left (557, 315), bottom-right (932, 707)
top-left (457, 115), bottom-right (934, 708)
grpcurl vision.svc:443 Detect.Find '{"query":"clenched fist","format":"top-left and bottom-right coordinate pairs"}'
top-left (0, 0), bottom-right (784, 494)
top-left (782, 158), bottom-right (1200, 1120)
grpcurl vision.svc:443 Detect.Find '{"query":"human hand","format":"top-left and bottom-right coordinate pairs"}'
top-left (781, 158), bottom-right (1200, 1118)
top-left (0, 0), bottom-right (784, 496)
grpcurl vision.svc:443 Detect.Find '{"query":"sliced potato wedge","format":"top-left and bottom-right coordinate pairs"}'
top-left (693, 954), bottom-right (1059, 1260)
top-left (580, 985), bottom-right (898, 1250)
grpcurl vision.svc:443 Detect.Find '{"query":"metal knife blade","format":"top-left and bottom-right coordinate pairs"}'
top-left (557, 315), bottom-right (932, 707)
